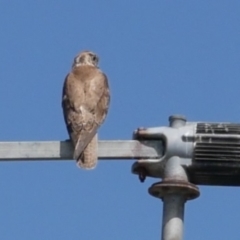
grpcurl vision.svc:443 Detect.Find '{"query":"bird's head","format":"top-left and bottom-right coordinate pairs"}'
top-left (72, 51), bottom-right (99, 68)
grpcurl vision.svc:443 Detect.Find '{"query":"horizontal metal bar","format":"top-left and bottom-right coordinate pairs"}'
top-left (0, 140), bottom-right (162, 161)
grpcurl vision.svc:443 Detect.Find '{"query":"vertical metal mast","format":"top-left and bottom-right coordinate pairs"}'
top-left (134, 116), bottom-right (200, 240)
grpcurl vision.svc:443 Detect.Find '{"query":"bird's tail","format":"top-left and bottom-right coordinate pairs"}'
top-left (76, 133), bottom-right (98, 169)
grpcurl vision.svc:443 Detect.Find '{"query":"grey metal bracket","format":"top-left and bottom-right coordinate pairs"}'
top-left (132, 115), bottom-right (240, 186)
top-left (132, 115), bottom-right (200, 240)
top-left (0, 140), bottom-right (161, 161)
top-left (132, 114), bottom-right (240, 240)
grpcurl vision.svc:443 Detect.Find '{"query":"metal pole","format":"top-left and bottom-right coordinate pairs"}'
top-left (161, 194), bottom-right (185, 240)
top-left (134, 116), bottom-right (200, 240)
top-left (149, 159), bottom-right (199, 240)
top-left (0, 140), bottom-right (161, 161)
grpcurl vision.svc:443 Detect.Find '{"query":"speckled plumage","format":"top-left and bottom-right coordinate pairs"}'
top-left (62, 51), bottom-right (110, 169)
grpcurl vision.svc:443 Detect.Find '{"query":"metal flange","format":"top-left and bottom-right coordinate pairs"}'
top-left (149, 179), bottom-right (200, 200)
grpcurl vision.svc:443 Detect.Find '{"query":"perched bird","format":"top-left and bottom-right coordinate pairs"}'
top-left (62, 51), bottom-right (110, 169)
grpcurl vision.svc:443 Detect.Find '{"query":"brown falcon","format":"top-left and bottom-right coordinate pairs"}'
top-left (62, 51), bottom-right (110, 169)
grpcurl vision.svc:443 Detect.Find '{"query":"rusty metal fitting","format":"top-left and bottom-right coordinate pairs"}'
top-left (148, 179), bottom-right (200, 200)
top-left (137, 167), bottom-right (147, 182)
top-left (133, 127), bottom-right (148, 140)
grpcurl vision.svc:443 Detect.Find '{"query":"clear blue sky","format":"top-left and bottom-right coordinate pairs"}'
top-left (1, 1), bottom-right (240, 239)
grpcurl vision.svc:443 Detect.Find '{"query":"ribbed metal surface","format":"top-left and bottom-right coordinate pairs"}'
top-left (188, 163), bottom-right (240, 186)
top-left (197, 122), bottom-right (240, 135)
top-left (194, 123), bottom-right (240, 162)
top-left (191, 123), bottom-right (240, 186)
top-left (194, 142), bottom-right (240, 161)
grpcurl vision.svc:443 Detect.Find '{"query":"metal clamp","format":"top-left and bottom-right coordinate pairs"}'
top-left (132, 115), bottom-right (200, 240)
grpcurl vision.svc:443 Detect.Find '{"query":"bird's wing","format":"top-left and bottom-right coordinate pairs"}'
top-left (62, 67), bottom-right (110, 160)
top-left (62, 72), bottom-right (85, 146)
top-left (74, 71), bottom-right (110, 160)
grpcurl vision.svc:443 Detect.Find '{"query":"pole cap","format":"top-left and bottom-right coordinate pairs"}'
top-left (169, 115), bottom-right (187, 128)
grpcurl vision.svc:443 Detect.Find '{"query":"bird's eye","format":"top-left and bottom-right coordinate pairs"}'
top-left (75, 57), bottom-right (79, 63)
top-left (92, 55), bottom-right (97, 61)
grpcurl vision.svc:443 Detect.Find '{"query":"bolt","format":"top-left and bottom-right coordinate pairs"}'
top-left (138, 167), bottom-right (147, 183)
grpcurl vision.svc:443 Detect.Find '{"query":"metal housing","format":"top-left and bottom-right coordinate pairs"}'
top-left (132, 115), bottom-right (240, 186)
